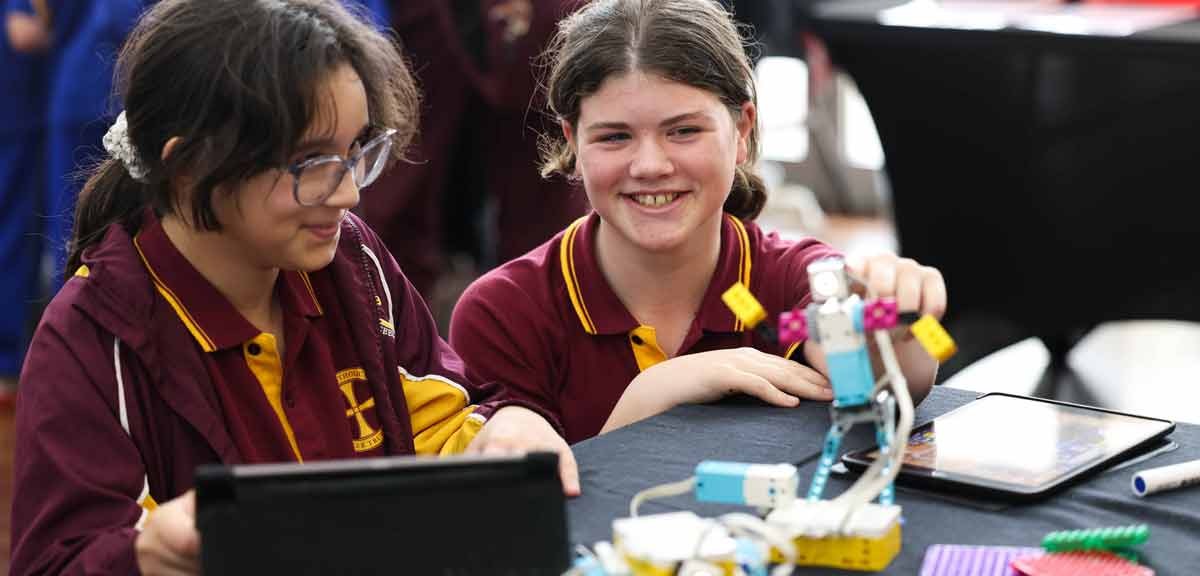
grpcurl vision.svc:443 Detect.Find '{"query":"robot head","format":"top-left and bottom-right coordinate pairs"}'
top-left (807, 257), bottom-right (851, 303)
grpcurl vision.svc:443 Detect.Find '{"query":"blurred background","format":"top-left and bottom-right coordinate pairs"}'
top-left (5, 0), bottom-right (1200, 570)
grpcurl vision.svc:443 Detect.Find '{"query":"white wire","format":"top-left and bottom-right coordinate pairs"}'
top-left (829, 330), bottom-right (913, 531)
top-left (814, 271), bottom-right (914, 531)
top-left (629, 476), bottom-right (697, 518)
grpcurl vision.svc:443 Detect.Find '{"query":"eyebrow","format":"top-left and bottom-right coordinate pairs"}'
top-left (294, 124), bottom-right (372, 156)
top-left (585, 111), bottom-right (711, 132)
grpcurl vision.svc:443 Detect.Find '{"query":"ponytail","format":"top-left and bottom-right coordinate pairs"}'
top-left (724, 164), bottom-right (767, 221)
top-left (65, 158), bottom-right (151, 279)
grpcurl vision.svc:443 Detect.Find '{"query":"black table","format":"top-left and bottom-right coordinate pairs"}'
top-left (567, 386), bottom-right (1200, 574)
top-left (805, 0), bottom-right (1200, 366)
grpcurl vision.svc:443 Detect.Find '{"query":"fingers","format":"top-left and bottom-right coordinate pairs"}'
top-left (854, 253), bottom-right (947, 317)
top-left (921, 267), bottom-right (947, 319)
top-left (715, 348), bottom-right (833, 405)
top-left (169, 492), bottom-right (200, 558)
top-left (894, 261), bottom-right (922, 313)
top-left (470, 406), bottom-right (579, 496)
top-left (136, 492), bottom-right (202, 576)
top-left (729, 371), bottom-right (800, 407)
top-left (557, 445), bottom-right (582, 497)
top-left (860, 254), bottom-right (897, 297)
top-left (768, 363), bottom-right (835, 401)
top-left (733, 348), bottom-right (830, 387)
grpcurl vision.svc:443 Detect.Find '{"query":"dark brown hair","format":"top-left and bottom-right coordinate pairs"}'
top-left (67, 0), bottom-right (419, 276)
top-left (540, 0), bottom-right (765, 220)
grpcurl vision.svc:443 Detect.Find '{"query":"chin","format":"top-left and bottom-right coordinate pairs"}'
top-left (626, 226), bottom-right (690, 253)
top-left (290, 249), bottom-right (338, 272)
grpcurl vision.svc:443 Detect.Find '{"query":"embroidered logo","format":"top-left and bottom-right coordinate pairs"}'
top-left (336, 368), bottom-right (384, 452)
top-left (378, 318), bottom-right (395, 338)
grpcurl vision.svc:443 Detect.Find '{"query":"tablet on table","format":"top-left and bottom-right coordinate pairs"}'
top-left (842, 393), bottom-right (1175, 501)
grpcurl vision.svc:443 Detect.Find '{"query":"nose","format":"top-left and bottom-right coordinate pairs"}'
top-left (325, 166), bottom-right (361, 210)
top-left (628, 137), bottom-right (673, 179)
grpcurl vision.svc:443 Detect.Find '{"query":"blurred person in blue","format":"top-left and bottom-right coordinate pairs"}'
top-left (353, 0), bottom-right (388, 28)
top-left (26, 0), bottom-right (146, 294)
top-left (2, 0), bottom-right (51, 403)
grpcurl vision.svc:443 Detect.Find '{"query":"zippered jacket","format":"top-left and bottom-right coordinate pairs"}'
top-left (10, 212), bottom-right (516, 575)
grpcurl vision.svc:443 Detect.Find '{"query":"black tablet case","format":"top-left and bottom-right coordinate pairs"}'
top-left (195, 452), bottom-right (569, 575)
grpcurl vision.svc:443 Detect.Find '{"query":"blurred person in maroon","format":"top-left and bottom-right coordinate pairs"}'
top-left (363, 0), bottom-right (587, 301)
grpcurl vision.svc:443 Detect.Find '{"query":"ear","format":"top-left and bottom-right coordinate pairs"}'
top-left (160, 136), bottom-right (197, 222)
top-left (561, 118), bottom-right (582, 178)
top-left (734, 101), bottom-right (756, 166)
top-left (161, 136), bottom-right (182, 165)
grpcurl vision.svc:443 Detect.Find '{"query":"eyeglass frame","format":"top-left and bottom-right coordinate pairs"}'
top-left (282, 127), bottom-right (398, 207)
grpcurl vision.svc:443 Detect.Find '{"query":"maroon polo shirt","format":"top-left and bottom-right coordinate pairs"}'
top-left (134, 213), bottom-right (385, 463)
top-left (450, 212), bottom-right (839, 443)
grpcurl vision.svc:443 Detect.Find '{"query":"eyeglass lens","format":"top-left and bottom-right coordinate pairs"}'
top-left (295, 134), bottom-right (393, 206)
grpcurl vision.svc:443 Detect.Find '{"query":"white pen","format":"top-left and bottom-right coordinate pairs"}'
top-left (1131, 458), bottom-right (1200, 497)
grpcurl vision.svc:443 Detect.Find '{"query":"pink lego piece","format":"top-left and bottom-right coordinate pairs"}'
top-left (1011, 551), bottom-right (1154, 576)
top-left (864, 299), bottom-right (898, 331)
top-left (778, 309), bottom-right (807, 346)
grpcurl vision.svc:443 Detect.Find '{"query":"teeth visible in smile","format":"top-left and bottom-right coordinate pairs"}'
top-left (631, 193), bottom-right (679, 207)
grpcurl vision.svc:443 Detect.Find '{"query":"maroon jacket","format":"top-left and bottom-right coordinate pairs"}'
top-left (9, 213), bottom-right (512, 575)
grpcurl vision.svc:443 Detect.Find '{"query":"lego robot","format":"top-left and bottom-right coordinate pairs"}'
top-left (722, 256), bottom-right (955, 506)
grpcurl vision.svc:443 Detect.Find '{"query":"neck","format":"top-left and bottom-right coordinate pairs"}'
top-left (161, 214), bottom-right (280, 331)
top-left (595, 213), bottom-right (723, 332)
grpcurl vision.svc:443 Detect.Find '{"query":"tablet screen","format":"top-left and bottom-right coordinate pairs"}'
top-left (846, 394), bottom-right (1174, 496)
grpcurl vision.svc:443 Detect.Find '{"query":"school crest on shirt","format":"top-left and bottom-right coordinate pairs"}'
top-left (336, 368), bottom-right (384, 452)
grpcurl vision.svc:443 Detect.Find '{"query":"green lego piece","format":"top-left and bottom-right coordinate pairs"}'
top-left (1041, 524), bottom-right (1150, 553)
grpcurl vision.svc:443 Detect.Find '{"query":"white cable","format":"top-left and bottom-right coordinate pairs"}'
top-left (629, 476), bottom-right (697, 518)
top-left (829, 330), bottom-right (913, 530)
top-left (817, 273), bottom-right (915, 525)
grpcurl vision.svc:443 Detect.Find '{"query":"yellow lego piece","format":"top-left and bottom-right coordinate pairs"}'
top-left (770, 521), bottom-right (901, 572)
top-left (911, 315), bottom-right (957, 362)
top-left (766, 499), bottom-right (902, 572)
top-left (721, 282), bottom-right (767, 329)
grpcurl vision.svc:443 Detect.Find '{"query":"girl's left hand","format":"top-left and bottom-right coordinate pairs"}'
top-left (848, 253), bottom-right (946, 319)
top-left (468, 405), bottom-right (581, 497)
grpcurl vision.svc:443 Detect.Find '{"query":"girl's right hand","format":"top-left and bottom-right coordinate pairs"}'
top-left (135, 490), bottom-right (201, 576)
top-left (601, 348), bottom-right (833, 433)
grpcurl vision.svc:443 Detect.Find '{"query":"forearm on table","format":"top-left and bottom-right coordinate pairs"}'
top-left (600, 363), bottom-right (684, 434)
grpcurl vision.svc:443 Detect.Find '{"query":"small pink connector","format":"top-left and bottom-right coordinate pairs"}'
top-left (778, 309), bottom-right (808, 346)
top-left (863, 299), bottom-right (898, 331)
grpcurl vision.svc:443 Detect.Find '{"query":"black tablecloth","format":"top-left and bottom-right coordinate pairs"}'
top-left (567, 387), bottom-right (1200, 574)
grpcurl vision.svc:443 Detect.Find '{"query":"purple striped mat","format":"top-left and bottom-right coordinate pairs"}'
top-left (920, 544), bottom-right (1044, 576)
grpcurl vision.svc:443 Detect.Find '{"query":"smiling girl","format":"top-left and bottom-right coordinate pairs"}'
top-left (450, 0), bottom-right (947, 444)
top-left (10, 1), bottom-right (573, 574)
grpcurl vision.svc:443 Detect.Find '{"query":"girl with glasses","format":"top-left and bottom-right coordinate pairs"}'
top-left (10, 1), bottom-right (575, 574)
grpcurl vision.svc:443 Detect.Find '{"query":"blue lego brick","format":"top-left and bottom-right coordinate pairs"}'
top-left (827, 348), bottom-right (874, 407)
top-left (695, 461), bottom-right (751, 505)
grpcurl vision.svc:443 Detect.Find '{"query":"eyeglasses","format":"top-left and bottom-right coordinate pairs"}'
top-left (284, 127), bottom-right (397, 207)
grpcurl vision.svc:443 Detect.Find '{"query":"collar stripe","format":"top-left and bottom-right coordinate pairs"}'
top-left (560, 217), bottom-right (597, 334)
top-left (729, 215), bottom-right (753, 332)
top-left (297, 271), bottom-right (324, 315)
top-left (133, 236), bottom-right (217, 352)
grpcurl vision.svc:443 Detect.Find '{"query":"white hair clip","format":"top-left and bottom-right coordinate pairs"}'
top-left (102, 111), bottom-right (151, 183)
